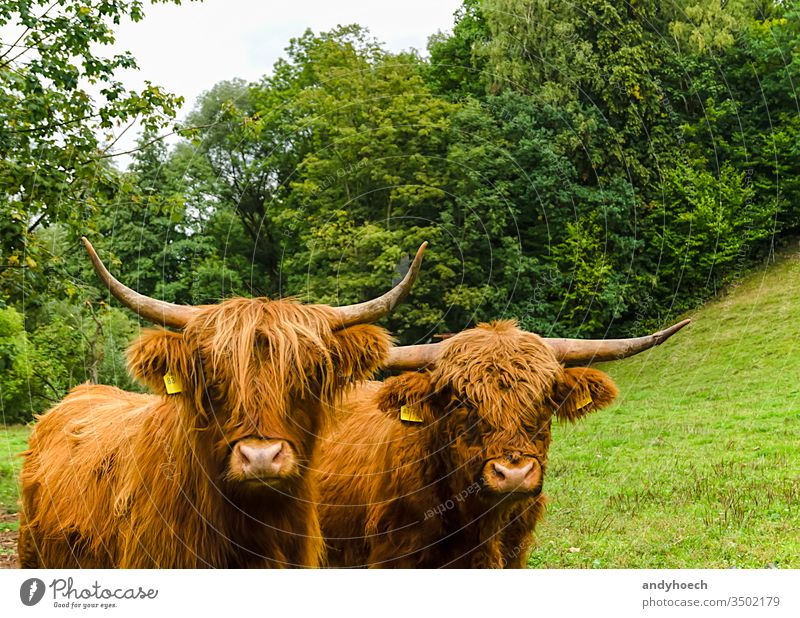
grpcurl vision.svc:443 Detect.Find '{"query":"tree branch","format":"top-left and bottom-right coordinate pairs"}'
top-left (99, 115), bottom-right (139, 155)
top-left (82, 121), bottom-right (219, 164)
top-left (0, 1), bottom-right (63, 67)
top-left (5, 113), bottom-right (100, 135)
top-left (31, 368), bottom-right (61, 401)
top-left (27, 211), bottom-right (48, 234)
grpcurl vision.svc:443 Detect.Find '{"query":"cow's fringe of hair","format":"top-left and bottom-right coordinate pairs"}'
top-left (431, 320), bottom-right (563, 428)
top-left (189, 299), bottom-right (337, 426)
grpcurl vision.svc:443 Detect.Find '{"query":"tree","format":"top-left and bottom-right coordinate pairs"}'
top-left (182, 27), bottom-right (460, 340)
top-left (425, 0), bottom-right (489, 100)
top-left (0, 0), bottom-right (187, 305)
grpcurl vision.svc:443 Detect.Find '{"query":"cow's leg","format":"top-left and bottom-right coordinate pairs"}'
top-left (19, 526), bottom-right (109, 568)
top-left (230, 500), bottom-right (326, 568)
top-left (16, 507), bottom-right (98, 568)
top-left (237, 537), bottom-right (324, 569)
top-left (499, 526), bottom-right (534, 569)
top-left (318, 498), bottom-right (371, 567)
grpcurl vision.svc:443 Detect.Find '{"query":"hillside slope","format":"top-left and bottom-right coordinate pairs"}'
top-left (531, 245), bottom-right (800, 568)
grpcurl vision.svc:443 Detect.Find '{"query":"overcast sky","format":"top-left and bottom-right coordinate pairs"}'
top-left (106, 0), bottom-right (462, 159)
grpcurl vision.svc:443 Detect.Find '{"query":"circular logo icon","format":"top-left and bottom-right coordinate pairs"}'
top-left (20, 578), bottom-right (46, 606)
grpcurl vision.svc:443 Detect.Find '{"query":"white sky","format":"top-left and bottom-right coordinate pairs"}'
top-left (106, 0), bottom-right (463, 160)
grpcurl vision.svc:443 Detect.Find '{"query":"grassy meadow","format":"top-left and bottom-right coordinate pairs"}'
top-left (0, 424), bottom-right (28, 515)
top-left (1, 248), bottom-right (798, 568)
top-left (531, 247), bottom-right (800, 568)
top-left (0, 424), bottom-right (28, 566)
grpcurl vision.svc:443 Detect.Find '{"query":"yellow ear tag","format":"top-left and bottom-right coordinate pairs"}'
top-left (574, 388), bottom-right (593, 410)
top-left (400, 405), bottom-right (424, 423)
top-left (163, 372), bottom-right (183, 394)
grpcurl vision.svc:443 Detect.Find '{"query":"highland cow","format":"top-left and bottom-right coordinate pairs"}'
top-left (18, 237), bottom-right (425, 568)
top-left (316, 318), bottom-right (689, 568)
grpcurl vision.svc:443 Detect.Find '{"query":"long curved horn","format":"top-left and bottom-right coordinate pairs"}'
top-left (544, 319), bottom-right (691, 365)
top-left (82, 237), bottom-right (198, 329)
top-left (331, 242), bottom-right (427, 329)
top-left (386, 341), bottom-right (443, 371)
top-left (384, 319), bottom-right (690, 371)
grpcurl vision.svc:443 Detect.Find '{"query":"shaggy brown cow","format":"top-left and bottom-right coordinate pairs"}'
top-left (18, 237), bottom-right (425, 568)
top-left (316, 318), bottom-right (689, 568)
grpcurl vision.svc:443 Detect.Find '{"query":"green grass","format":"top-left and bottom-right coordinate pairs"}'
top-left (0, 425), bottom-right (30, 516)
top-left (530, 248), bottom-right (800, 568)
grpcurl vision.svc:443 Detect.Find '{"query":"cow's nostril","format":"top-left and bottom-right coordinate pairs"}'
top-left (238, 446), bottom-right (251, 466)
top-left (492, 463), bottom-right (506, 480)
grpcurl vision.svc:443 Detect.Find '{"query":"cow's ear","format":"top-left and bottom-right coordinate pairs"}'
top-left (329, 324), bottom-right (392, 385)
top-left (375, 371), bottom-right (438, 425)
top-left (551, 367), bottom-right (619, 423)
top-left (127, 328), bottom-right (194, 395)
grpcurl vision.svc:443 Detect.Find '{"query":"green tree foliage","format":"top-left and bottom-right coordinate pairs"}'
top-left (0, 306), bottom-right (31, 423)
top-left (0, 1), bottom-right (188, 420)
top-left (182, 26), bottom-right (460, 339)
top-left (425, 0), bottom-right (489, 100)
top-left (0, 0), bottom-right (186, 304)
top-left (444, 0), bottom-right (798, 331)
top-left (91, 132), bottom-right (252, 306)
top-left (0, 298), bottom-right (137, 423)
top-left (2, 1), bottom-right (799, 421)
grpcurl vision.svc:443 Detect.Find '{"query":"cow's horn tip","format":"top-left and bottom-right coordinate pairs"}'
top-left (660, 318), bottom-right (691, 341)
top-left (81, 236), bottom-right (99, 257)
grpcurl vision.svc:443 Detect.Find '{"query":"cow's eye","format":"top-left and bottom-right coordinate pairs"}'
top-left (523, 423), bottom-right (540, 435)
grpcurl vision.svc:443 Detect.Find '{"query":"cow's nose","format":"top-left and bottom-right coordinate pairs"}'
top-left (486, 459), bottom-right (542, 494)
top-left (233, 439), bottom-right (293, 480)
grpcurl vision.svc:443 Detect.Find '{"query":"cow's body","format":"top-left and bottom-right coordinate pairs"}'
top-left (18, 301), bottom-right (391, 568)
top-left (317, 321), bottom-right (620, 568)
top-left (17, 237), bottom-right (425, 568)
top-left (20, 383), bottom-right (323, 568)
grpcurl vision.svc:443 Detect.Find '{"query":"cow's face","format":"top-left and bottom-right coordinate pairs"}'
top-left (128, 298), bottom-right (390, 492)
top-left (377, 321), bottom-right (618, 499)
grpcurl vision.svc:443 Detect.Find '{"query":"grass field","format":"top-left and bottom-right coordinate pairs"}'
top-left (0, 424), bottom-right (28, 567)
top-left (0, 424), bottom-right (28, 515)
top-left (1, 248), bottom-right (798, 568)
top-left (531, 246), bottom-right (800, 568)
